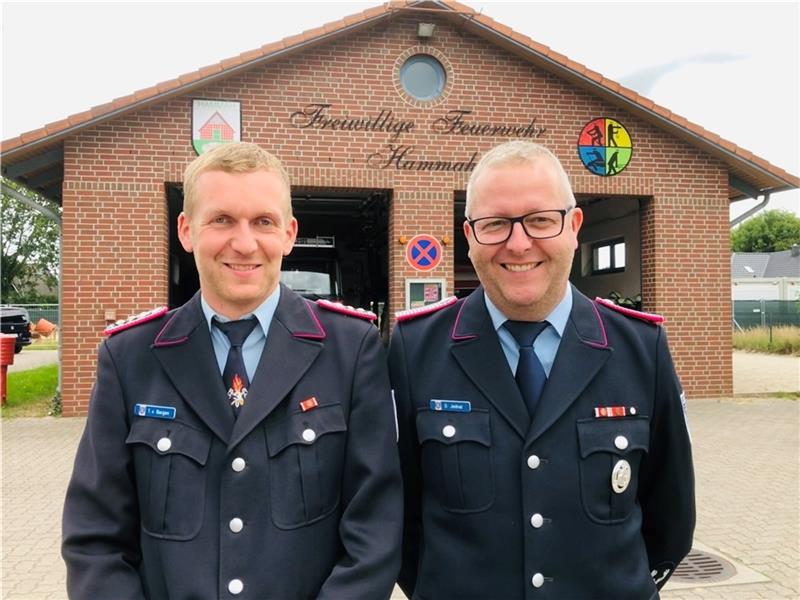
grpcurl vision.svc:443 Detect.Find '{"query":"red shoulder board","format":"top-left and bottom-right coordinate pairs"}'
top-left (594, 297), bottom-right (664, 324)
top-left (104, 306), bottom-right (169, 336)
top-left (316, 300), bottom-right (377, 321)
top-left (396, 296), bottom-right (458, 322)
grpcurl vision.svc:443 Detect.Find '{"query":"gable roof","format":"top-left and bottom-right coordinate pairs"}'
top-left (2, 0), bottom-right (798, 204)
top-left (732, 248), bottom-right (800, 279)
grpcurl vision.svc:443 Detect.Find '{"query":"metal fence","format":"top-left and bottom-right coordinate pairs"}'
top-left (8, 303), bottom-right (60, 326)
top-left (733, 300), bottom-right (800, 330)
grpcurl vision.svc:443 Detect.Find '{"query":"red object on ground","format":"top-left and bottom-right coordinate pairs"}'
top-left (34, 318), bottom-right (56, 336)
top-left (0, 333), bottom-right (17, 406)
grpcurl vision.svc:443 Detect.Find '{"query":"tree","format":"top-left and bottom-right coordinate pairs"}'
top-left (731, 209), bottom-right (800, 253)
top-left (1, 179), bottom-right (61, 303)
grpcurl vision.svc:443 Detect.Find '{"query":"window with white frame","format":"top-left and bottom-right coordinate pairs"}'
top-left (592, 238), bottom-right (626, 274)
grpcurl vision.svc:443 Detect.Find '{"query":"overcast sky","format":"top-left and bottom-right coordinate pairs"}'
top-left (2, 1), bottom-right (798, 219)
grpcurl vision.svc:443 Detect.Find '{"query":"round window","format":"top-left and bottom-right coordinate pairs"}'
top-left (400, 54), bottom-right (446, 101)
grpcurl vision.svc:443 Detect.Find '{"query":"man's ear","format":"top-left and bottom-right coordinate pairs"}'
top-left (282, 217), bottom-right (299, 256)
top-left (177, 212), bottom-right (193, 252)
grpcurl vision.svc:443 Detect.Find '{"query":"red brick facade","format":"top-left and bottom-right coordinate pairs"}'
top-left (59, 15), bottom-right (731, 415)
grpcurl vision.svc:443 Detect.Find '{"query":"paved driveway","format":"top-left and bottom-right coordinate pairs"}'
top-left (6, 350), bottom-right (58, 373)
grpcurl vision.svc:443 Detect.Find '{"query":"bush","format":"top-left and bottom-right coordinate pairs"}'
top-left (733, 326), bottom-right (800, 355)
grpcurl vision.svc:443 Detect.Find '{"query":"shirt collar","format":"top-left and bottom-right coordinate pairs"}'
top-left (200, 285), bottom-right (281, 339)
top-left (484, 283), bottom-right (572, 338)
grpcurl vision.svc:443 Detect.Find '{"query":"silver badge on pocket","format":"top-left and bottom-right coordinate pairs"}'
top-left (611, 459), bottom-right (631, 494)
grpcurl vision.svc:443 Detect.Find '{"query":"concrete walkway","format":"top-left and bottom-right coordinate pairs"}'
top-left (6, 350), bottom-right (58, 373)
top-left (1, 355), bottom-right (798, 599)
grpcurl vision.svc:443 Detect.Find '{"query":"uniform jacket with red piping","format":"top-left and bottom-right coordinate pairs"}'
top-left (62, 285), bottom-right (402, 600)
top-left (389, 285), bottom-right (695, 600)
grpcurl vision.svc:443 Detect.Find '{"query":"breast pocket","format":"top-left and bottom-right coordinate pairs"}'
top-left (576, 416), bottom-right (650, 524)
top-left (416, 409), bottom-right (493, 513)
top-left (126, 419), bottom-right (212, 540)
top-left (265, 403), bottom-right (348, 529)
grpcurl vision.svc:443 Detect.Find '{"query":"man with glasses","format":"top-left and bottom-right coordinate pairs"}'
top-left (389, 141), bottom-right (694, 599)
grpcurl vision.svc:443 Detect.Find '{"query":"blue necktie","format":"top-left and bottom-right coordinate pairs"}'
top-left (504, 320), bottom-right (549, 418)
top-left (213, 318), bottom-right (258, 415)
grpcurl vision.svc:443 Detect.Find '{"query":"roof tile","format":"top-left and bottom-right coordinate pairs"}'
top-left (19, 128), bottom-right (48, 144)
top-left (44, 118), bottom-right (73, 136)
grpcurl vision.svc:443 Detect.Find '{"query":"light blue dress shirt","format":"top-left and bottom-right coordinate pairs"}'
top-left (201, 285), bottom-right (281, 383)
top-left (485, 284), bottom-right (573, 378)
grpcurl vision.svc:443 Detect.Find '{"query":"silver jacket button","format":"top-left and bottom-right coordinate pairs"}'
top-left (531, 573), bottom-right (545, 588)
top-left (229, 518), bottom-right (244, 533)
top-left (527, 455), bottom-right (541, 469)
top-left (614, 435), bottom-right (629, 450)
top-left (231, 457), bottom-right (246, 472)
top-left (156, 437), bottom-right (171, 452)
top-left (442, 425), bottom-right (456, 438)
top-left (228, 579), bottom-right (243, 595)
top-left (302, 428), bottom-right (317, 443)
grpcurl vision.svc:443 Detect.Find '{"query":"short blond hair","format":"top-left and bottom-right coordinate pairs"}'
top-left (183, 142), bottom-right (292, 218)
top-left (465, 141), bottom-right (575, 218)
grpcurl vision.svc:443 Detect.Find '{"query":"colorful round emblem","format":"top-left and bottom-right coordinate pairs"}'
top-left (578, 118), bottom-right (632, 176)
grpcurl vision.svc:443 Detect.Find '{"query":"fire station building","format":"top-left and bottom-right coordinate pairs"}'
top-left (2, 1), bottom-right (797, 415)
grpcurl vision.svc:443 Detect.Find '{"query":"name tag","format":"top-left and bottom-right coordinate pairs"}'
top-left (429, 399), bottom-right (471, 413)
top-left (133, 404), bottom-right (176, 420)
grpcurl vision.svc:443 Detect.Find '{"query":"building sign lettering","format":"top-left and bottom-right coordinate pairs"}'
top-left (432, 109), bottom-right (546, 138)
top-left (288, 103), bottom-right (547, 170)
top-left (367, 145), bottom-right (478, 172)
top-left (290, 103), bottom-right (414, 142)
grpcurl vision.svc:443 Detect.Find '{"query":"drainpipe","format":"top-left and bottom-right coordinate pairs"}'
top-left (730, 193), bottom-right (770, 228)
top-left (729, 175), bottom-right (770, 228)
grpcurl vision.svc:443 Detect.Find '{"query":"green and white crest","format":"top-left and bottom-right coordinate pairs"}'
top-left (192, 99), bottom-right (241, 155)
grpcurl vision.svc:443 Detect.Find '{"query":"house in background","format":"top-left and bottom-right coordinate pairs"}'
top-left (732, 245), bottom-right (800, 301)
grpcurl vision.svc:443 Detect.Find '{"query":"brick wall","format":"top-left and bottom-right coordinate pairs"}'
top-left (60, 15), bottom-right (732, 414)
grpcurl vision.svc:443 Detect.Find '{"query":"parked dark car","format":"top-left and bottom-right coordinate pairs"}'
top-left (0, 306), bottom-right (32, 353)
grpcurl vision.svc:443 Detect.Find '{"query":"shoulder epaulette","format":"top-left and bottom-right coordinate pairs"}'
top-left (594, 297), bottom-right (664, 324)
top-left (104, 306), bottom-right (169, 336)
top-left (316, 299), bottom-right (377, 321)
top-left (396, 296), bottom-right (458, 322)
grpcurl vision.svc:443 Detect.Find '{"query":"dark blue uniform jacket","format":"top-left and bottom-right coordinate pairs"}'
top-left (389, 286), bottom-right (695, 600)
top-left (63, 286), bottom-right (402, 599)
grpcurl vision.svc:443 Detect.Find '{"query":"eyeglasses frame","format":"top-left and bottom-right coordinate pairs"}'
top-left (466, 208), bottom-right (572, 245)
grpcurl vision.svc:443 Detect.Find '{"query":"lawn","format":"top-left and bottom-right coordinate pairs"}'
top-left (1, 364), bottom-right (59, 417)
top-left (733, 325), bottom-right (800, 355)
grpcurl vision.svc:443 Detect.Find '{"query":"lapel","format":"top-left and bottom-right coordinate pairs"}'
top-left (450, 288), bottom-right (531, 439)
top-left (527, 287), bottom-right (612, 442)
top-left (228, 285), bottom-right (324, 450)
top-left (152, 292), bottom-right (234, 443)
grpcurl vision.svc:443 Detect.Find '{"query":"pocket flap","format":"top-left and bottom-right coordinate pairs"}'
top-left (416, 409), bottom-right (491, 447)
top-left (266, 403), bottom-right (347, 457)
top-left (576, 416), bottom-right (649, 458)
top-left (126, 419), bottom-right (212, 466)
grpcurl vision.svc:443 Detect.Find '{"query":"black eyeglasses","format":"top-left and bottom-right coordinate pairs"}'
top-left (467, 209), bottom-right (570, 245)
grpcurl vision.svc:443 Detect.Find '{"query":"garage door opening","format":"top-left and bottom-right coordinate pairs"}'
top-left (167, 185), bottom-right (390, 331)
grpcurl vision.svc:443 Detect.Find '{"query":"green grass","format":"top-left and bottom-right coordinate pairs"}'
top-left (26, 339), bottom-right (58, 350)
top-left (1, 364), bottom-right (58, 417)
top-left (733, 325), bottom-right (800, 355)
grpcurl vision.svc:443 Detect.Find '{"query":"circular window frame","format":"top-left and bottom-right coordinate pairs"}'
top-left (394, 47), bottom-right (453, 107)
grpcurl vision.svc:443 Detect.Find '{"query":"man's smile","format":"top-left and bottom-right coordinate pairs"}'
top-left (502, 261), bottom-right (543, 272)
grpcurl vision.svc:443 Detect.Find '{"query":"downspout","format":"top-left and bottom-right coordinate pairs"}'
top-left (729, 175), bottom-right (770, 228)
top-left (730, 192), bottom-right (770, 228)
